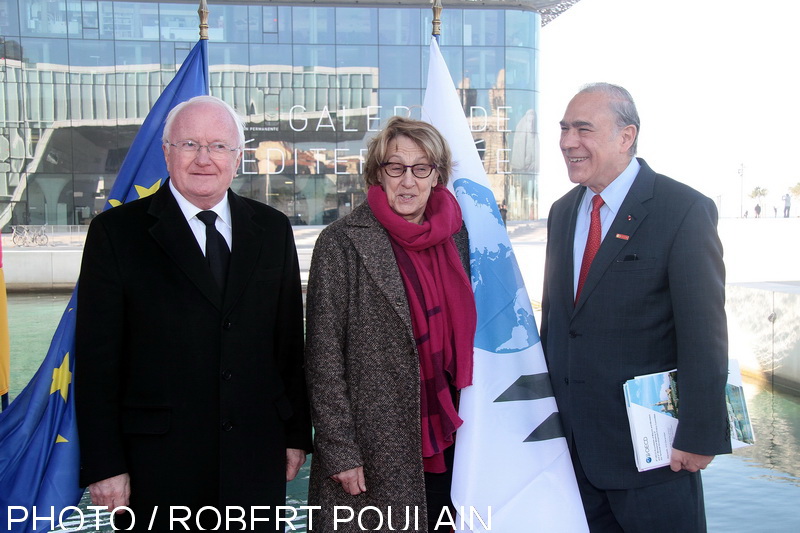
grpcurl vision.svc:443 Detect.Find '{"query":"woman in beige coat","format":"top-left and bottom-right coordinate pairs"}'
top-left (305, 116), bottom-right (477, 532)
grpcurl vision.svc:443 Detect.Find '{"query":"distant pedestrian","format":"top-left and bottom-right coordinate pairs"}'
top-left (754, 203), bottom-right (761, 218)
top-left (774, 206), bottom-right (778, 217)
top-left (499, 200), bottom-right (508, 226)
top-left (784, 194), bottom-right (792, 217)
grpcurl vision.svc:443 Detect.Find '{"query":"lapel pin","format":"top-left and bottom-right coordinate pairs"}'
top-left (627, 215), bottom-right (633, 221)
top-left (616, 233), bottom-right (630, 240)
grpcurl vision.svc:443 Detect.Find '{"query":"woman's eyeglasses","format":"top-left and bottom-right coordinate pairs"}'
top-left (380, 162), bottom-right (437, 179)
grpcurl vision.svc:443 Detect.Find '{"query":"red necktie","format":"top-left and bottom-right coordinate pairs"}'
top-left (576, 194), bottom-right (604, 303)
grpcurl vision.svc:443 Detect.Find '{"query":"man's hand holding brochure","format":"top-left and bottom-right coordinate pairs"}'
top-left (623, 360), bottom-right (755, 472)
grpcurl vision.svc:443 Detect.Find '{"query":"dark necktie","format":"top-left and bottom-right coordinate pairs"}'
top-left (197, 210), bottom-right (230, 289)
top-left (576, 194), bottom-right (604, 303)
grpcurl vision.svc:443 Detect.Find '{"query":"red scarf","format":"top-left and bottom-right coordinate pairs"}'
top-left (368, 184), bottom-right (477, 473)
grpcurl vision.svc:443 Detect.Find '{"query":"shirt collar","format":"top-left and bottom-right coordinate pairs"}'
top-left (581, 157), bottom-right (640, 216)
top-left (169, 181), bottom-right (232, 229)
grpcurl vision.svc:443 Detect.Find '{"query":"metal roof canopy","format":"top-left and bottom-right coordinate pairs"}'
top-left (154, 0), bottom-right (580, 26)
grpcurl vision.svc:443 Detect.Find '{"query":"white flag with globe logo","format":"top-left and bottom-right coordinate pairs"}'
top-left (423, 37), bottom-right (588, 532)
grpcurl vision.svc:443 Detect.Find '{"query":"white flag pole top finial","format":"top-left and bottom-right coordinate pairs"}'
top-left (199, 0), bottom-right (209, 40)
top-left (432, 0), bottom-right (443, 39)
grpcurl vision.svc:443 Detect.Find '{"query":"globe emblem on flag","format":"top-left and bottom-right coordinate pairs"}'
top-left (453, 178), bottom-right (540, 355)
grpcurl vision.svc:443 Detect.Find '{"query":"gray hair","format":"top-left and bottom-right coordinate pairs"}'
top-left (579, 82), bottom-right (640, 156)
top-left (162, 95), bottom-right (245, 148)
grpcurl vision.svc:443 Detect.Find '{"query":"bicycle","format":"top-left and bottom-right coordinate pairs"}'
top-left (10, 225), bottom-right (48, 246)
top-left (31, 225), bottom-right (48, 246)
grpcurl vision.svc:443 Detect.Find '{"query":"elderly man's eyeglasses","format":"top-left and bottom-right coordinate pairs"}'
top-left (380, 162), bottom-right (437, 179)
top-left (167, 140), bottom-right (240, 158)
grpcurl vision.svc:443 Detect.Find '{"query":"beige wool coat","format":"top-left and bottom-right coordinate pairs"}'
top-left (305, 200), bottom-right (470, 533)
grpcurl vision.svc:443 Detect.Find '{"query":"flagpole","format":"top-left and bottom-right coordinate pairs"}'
top-left (432, 0), bottom-right (442, 42)
top-left (199, 0), bottom-right (209, 40)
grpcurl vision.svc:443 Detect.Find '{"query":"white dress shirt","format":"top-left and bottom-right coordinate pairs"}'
top-left (572, 157), bottom-right (640, 297)
top-left (169, 181), bottom-right (233, 254)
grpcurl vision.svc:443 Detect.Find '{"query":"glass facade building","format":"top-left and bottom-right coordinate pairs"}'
top-left (0, 0), bottom-right (570, 228)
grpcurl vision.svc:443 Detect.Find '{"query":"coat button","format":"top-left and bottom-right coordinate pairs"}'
top-left (223, 321), bottom-right (232, 330)
top-left (569, 331), bottom-right (578, 338)
top-left (222, 420), bottom-right (233, 431)
top-left (221, 369), bottom-right (232, 380)
top-left (564, 377), bottom-right (570, 385)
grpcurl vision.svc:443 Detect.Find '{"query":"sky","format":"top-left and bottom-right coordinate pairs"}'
top-left (537, 0), bottom-right (798, 219)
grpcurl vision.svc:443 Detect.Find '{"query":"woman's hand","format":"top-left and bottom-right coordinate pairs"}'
top-left (331, 466), bottom-right (366, 495)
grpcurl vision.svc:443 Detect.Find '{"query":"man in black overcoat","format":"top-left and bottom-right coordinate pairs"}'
top-left (75, 95), bottom-right (311, 531)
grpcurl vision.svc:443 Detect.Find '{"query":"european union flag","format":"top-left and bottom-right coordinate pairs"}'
top-left (0, 39), bottom-right (208, 532)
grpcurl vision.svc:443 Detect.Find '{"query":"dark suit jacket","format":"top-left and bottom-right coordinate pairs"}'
top-left (541, 159), bottom-right (731, 490)
top-left (75, 183), bottom-right (311, 519)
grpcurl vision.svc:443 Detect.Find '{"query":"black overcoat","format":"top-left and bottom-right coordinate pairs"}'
top-left (75, 183), bottom-right (311, 529)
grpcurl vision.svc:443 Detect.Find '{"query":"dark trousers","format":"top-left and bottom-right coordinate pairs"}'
top-left (571, 445), bottom-right (707, 533)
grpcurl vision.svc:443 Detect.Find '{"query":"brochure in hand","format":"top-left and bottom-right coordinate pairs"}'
top-left (623, 359), bottom-right (755, 472)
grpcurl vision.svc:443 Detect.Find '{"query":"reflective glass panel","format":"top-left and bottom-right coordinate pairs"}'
top-left (82, 1), bottom-right (99, 29)
top-left (379, 46), bottom-right (421, 89)
top-left (231, 175), bottom-right (267, 205)
top-left (377, 89), bottom-right (423, 123)
top-left (96, 0), bottom-right (114, 38)
top-left (294, 44), bottom-right (335, 69)
top-left (19, 37), bottom-right (69, 65)
top-left (292, 6), bottom-right (334, 44)
top-left (27, 173), bottom-right (73, 225)
top-left (504, 89), bottom-right (538, 173)
top-left (159, 2), bottom-right (196, 41)
top-left (73, 173), bottom-right (107, 223)
top-left (422, 8), bottom-right (462, 47)
top-left (115, 40), bottom-right (161, 69)
top-left (0, 0), bottom-right (20, 36)
top-left (267, 174), bottom-right (296, 219)
top-left (1, 36), bottom-right (23, 61)
top-left (379, 8), bottom-right (420, 46)
top-left (66, 0), bottom-right (82, 36)
top-left (336, 45), bottom-right (377, 69)
top-left (111, 1), bottom-right (159, 40)
top-left (69, 39), bottom-right (115, 67)
top-left (464, 9), bottom-right (504, 46)
top-left (506, 9), bottom-right (537, 48)
top-left (20, 0), bottom-right (68, 37)
top-left (505, 47), bottom-right (535, 89)
top-left (208, 3), bottom-right (248, 43)
top-left (296, 174), bottom-right (336, 225)
top-left (464, 47), bottom-right (503, 89)
top-left (335, 7), bottom-right (376, 45)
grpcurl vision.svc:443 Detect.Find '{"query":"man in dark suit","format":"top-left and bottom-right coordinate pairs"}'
top-left (75, 95), bottom-right (311, 531)
top-left (541, 83), bottom-right (730, 532)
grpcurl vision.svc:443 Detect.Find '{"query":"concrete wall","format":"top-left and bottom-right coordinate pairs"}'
top-left (727, 282), bottom-right (800, 395)
top-left (4, 249), bottom-right (82, 291)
